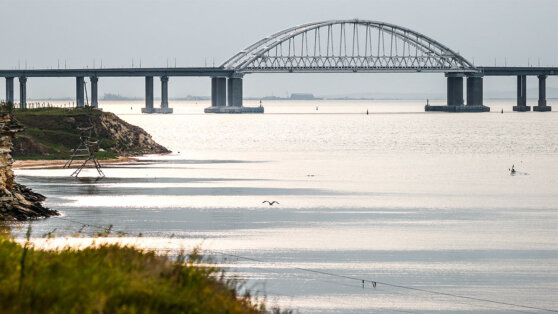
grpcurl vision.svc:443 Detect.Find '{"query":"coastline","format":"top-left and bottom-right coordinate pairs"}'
top-left (13, 156), bottom-right (137, 169)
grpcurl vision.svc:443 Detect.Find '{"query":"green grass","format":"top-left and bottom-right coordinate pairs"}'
top-left (0, 232), bottom-right (279, 314)
top-left (13, 107), bottom-right (102, 117)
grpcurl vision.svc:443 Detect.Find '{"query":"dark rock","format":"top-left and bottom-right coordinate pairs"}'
top-left (13, 136), bottom-right (49, 156)
top-left (0, 110), bottom-right (58, 220)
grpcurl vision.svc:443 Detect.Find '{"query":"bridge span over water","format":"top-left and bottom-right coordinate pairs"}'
top-left (0, 19), bottom-right (556, 113)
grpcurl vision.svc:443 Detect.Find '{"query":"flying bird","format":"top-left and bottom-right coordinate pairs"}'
top-left (262, 201), bottom-right (280, 206)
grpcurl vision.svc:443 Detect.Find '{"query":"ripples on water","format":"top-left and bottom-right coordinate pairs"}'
top-left (12, 100), bottom-right (558, 313)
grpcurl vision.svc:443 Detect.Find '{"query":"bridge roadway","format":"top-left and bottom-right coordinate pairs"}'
top-left (478, 67), bottom-right (558, 76)
top-left (0, 67), bottom-right (233, 78)
top-left (1, 66), bottom-right (556, 113)
top-left (1, 66), bottom-right (555, 77)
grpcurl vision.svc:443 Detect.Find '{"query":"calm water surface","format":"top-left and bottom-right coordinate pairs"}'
top-left (12, 100), bottom-right (558, 313)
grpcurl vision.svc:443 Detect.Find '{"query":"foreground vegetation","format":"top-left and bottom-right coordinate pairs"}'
top-left (0, 230), bottom-right (278, 313)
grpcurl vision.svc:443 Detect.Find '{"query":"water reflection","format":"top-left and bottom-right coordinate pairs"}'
top-left (11, 100), bottom-right (558, 313)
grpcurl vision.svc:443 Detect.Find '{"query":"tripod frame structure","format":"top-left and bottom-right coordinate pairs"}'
top-left (63, 126), bottom-right (105, 178)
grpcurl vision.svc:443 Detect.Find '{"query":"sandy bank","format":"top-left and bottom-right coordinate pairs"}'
top-left (13, 156), bottom-right (136, 169)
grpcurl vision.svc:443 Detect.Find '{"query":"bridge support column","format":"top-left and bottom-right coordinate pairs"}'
top-left (205, 76), bottom-right (262, 113)
top-left (141, 76), bottom-right (154, 113)
top-left (211, 77), bottom-right (227, 107)
top-left (90, 76), bottom-right (98, 108)
top-left (533, 75), bottom-right (551, 112)
top-left (161, 76), bottom-right (168, 109)
top-left (463, 75), bottom-right (489, 111)
top-left (141, 76), bottom-right (172, 113)
top-left (447, 75), bottom-right (464, 107)
top-left (466, 75), bottom-right (483, 106)
top-left (156, 76), bottom-right (173, 113)
top-left (19, 77), bottom-right (27, 109)
top-left (76, 77), bottom-right (85, 108)
top-left (513, 75), bottom-right (530, 111)
top-left (5, 77), bottom-right (14, 104)
top-left (425, 73), bottom-right (488, 112)
top-left (227, 77), bottom-right (243, 107)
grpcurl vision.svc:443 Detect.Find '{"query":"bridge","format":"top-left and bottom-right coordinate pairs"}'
top-left (0, 19), bottom-right (555, 113)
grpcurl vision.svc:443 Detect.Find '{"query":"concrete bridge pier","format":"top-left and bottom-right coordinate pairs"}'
top-left (533, 75), bottom-right (551, 111)
top-left (19, 77), bottom-right (27, 109)
top-left (513, 75), bottom-right (530, 112)
top-left (205, 76), bottom-right (263, 113)
top-left (425, 73), bottom-right (489, 112)
top-left (141, 76), bottom-right (154, 113)
top-left (90, 76), bottom-right (98, 108)
top-left (76, 77), bottom-right (85, 108)
top-left (465, 74), bottom-right (490, 111)
top-left (227, 77), bottom-right (243, 107)
top-left (5, 77), bottom-right (14, 104)
top-left (211, 77), bottom-right (227, 107)
top-left (466, 75), bottom-right (483, 106)
top-left (141, 76), bottom-right (173, 113)
top-left (161, 76), bottom-right (168, 108)
top-left (158, 76), bottom-right (173, 113)
top-left (447, 74), bottom-right (464, 107)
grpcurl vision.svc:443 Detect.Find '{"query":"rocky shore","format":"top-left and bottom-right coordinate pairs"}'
top-left (1, 106), bottom-right (172, 220)
top-left (12, 108), bottom-right (170, 159)
top-left (0, 111), bottom-right (57, 221)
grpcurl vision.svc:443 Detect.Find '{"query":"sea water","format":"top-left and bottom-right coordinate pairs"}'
top-left (12, 100), bottom-right (558, 313)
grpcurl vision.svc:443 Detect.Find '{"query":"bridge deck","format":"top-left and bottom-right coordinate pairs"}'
top-left (0, 67), bottom-right (556, 78)
top-left (478, 67), bottom-right (558, 76)
top-left (0, 67), bottom-right (234, 78)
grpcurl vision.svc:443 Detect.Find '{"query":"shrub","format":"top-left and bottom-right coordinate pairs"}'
top-left (0, 233), bottom-right (283, 314)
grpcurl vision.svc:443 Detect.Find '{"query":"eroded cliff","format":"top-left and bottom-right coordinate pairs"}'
top-left (12, 108), bottom-right (170, 159)
top-left (0, 111), bottom-right (57, 220)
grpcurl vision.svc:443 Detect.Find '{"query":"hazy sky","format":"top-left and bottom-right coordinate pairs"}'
top-left (1, 0), bottom-right (557, 99)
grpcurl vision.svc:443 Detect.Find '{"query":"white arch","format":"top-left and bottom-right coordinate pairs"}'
top-left (222, 19), bottom-right (477, 73)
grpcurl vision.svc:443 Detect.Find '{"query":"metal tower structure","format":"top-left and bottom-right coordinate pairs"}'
top-left (63, 126), bottom-right (105, 178)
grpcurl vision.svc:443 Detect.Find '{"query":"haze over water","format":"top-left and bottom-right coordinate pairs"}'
top-left (13, 100), bottom-right (558, 313)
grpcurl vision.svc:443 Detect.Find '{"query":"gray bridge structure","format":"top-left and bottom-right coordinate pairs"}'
top-left (0, 19), bottom-right (555, 113)
top-left (0, 68), bottom-right (234, 113)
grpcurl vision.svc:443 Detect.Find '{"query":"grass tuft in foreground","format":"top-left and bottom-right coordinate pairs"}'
top-left (0, 232), bottom-right (284, 313)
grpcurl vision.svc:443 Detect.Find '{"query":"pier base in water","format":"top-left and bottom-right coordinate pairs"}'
top-left (141, 107), bottom-right (174, 114)
top-left (512, 106), bottom-right (531, 112)
top-left (533, 106), bottom-right (551, 112)
top-left (425, 105), bottom-right (490, 112)
top-left (204, 106), bottom-right (264, 114)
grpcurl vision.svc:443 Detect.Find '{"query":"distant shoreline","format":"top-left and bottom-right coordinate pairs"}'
top-left (24, 97), bottom-right (558, 101)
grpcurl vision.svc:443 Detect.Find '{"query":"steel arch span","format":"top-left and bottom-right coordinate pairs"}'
top-left (222, 19), bottom-right (478, 74)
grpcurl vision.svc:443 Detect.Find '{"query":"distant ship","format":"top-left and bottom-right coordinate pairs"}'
top-left (289, 93), bottom-right (322, 100)
top-left (101, 93), bottom-right (139, 101)
top-left (260, 93), bottom-right (322, 101)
